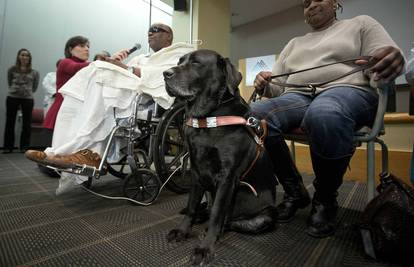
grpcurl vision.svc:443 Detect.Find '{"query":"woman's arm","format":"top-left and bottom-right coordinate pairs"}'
top-left (32, 70), bottom-right (40, 92)
top-left (61, 59), bottom-right (89, 76)
top-left (7, 67), bottom-right (13, 87)
top-left (359, 15), bottom-right (405, 82)
top-left (254, 42), bottom-right (292, 98)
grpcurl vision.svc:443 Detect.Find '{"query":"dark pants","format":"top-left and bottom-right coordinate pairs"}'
top-left (3, 96), bottom-right (34, 150)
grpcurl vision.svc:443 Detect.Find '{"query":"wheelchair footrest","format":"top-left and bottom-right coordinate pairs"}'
top-left (44, 162), bottom-right (106, 178)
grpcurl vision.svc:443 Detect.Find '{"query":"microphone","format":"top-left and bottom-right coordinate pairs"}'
top-left (127, 43), bottom-right (141, 55)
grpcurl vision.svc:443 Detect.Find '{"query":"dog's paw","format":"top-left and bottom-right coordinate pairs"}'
top-left (190, 246), bottom-right (214, 266)
top-left (167, 229), bottom-right (189, 242)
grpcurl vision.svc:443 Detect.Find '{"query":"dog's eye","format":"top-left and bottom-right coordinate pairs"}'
top-left (191, 61), bottom-right (201, 66)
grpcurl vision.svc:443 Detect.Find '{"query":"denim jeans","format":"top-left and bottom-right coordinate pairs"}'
top-left (250, 86), bottom-right (378, 159)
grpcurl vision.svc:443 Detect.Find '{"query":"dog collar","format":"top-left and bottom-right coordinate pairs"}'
top-left (186, 116), bottom-right (247, 128)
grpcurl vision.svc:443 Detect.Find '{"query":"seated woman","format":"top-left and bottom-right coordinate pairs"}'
top-left (251, 0), bottom-right (405, 238)
top-left (25, 23), bottom-right (194, 191)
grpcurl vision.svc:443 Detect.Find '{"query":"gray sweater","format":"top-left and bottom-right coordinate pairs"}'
top-left (7, 66), bottom-right (40, 99)
top-left (264, 15), bottom-right (401, 98)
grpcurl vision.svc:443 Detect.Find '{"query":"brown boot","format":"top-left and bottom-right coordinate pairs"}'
top-left (45, 149), bottom-right (102, 169)
top-left (25, 150), bottom-right (47, 164)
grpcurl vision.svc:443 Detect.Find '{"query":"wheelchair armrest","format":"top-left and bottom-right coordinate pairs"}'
top-left (354, 80), bottom-right (393, 142)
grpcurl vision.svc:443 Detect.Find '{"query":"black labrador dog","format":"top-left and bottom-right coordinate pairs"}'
top-left (164, 50), bottom-right (277, 265)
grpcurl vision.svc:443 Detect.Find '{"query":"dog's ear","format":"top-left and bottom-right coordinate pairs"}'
top-left (223, 57), bottom-right (242, 95)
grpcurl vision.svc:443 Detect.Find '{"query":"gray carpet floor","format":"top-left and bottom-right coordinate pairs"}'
top-left (0, 153), bottom-right (404, 267)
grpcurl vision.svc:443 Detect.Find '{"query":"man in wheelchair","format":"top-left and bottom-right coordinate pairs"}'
top-left (25, 23), bottom-right (194, 178)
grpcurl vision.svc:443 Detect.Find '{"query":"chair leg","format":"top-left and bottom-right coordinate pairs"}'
top-left (376, 138), bottom-right (389, 174)
top-left (366, 141), bottom-right (376, 202)
top-left (290, 140), bottom-right (296, 163)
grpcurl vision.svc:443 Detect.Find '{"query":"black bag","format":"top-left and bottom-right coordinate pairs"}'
top-left (359, 172), bottom-right (414, 262)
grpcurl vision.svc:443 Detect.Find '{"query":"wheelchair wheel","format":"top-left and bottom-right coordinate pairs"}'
top-left (123, 169), bottom-right (161, 204)
top-left (153, 102), bottom-right (192, 194)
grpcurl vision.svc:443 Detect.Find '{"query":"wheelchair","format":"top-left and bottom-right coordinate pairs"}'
top-left (46, 94), bottom-right (191, 205)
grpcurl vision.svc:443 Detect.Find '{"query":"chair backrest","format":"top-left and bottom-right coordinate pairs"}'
top-left (353, 81), bottom-right (393, 143)
top-left (31, 108), bottom-right (44, 126)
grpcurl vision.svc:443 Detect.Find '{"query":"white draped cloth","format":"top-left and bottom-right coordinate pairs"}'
top-left (43, 42), bottom-right (194, 194)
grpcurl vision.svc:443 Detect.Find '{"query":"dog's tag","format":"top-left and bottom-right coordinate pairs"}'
top-left (254, 135), bottom-right (260, 144)
top-left (206, 117), bottom-right (217, 128)
top-left (191, 119), bottom-right (199, 128)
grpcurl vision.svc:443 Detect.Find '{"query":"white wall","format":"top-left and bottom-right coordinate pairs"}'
top-left (231, 0), bottom-right (414, 69)
top-left (0, 0), bottom-right (173, 148)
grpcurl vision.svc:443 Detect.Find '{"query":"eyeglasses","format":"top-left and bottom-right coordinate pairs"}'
top-left (148, 26), bottom-right (170, 34)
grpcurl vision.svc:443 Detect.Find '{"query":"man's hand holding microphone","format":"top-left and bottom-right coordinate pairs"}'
top-left (103, 43), bottom-right (142, 77)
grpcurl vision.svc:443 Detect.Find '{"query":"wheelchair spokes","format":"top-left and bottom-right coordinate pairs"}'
top-left (153, 103), bottom-right (192, 194)
top-left (123, 169), bottom-right (161, 204)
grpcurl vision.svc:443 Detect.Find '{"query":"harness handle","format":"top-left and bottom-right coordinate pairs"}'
top-left (249, 56), bottom-right (376, 102)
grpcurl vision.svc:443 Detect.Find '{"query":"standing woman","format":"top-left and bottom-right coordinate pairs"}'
top-left (43, 36), bottom-right (90, 130)
top-left (3, 48), bottom-right (39, 153)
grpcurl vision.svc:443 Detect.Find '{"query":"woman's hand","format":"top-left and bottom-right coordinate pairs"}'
top-left (254, 71), bottom-right (273, 95)
top-left (356, 46), bottom-right (405, 82)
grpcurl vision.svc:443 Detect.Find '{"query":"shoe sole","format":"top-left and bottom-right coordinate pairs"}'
top-left (306, 228), bottom-right (335, 238)
top-left (43, 158), bottom-right (78, 169)
top-left (25, 155), bottom-right (48, 165)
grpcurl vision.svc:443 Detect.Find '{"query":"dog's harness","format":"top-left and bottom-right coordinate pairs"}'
top-left (186, 116), bottom-right (268, 197)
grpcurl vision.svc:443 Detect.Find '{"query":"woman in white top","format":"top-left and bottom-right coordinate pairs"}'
top-left (42, 59), bottom-right (61, 115)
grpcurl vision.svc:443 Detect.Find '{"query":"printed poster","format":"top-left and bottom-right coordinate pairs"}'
top-left (245, 55), bottom-right (276, 86)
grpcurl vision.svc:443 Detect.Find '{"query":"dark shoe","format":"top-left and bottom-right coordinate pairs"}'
top-left (229, 214), bottom-right (275, 234)
top-left (277, 193), bottom-right (311, 223)
top-left (306, 199), bottom-right (338, 238)
top-left (25, 150), bottom-right (47, 163)
top-left (45, 149), bottom-right (102, 169)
